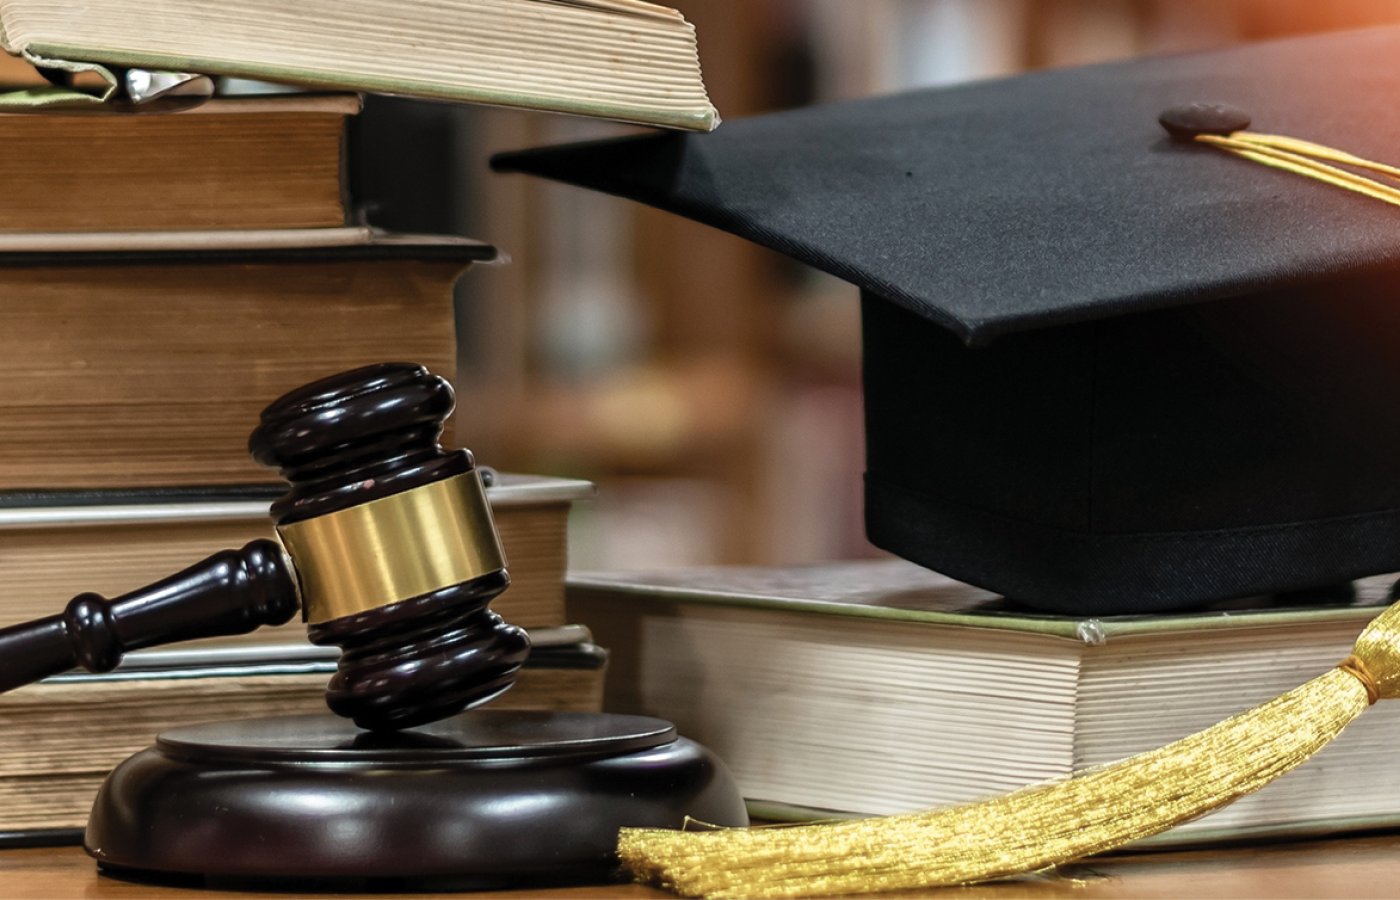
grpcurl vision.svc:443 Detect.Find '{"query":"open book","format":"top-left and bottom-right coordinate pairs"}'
top-left (0, 0), bottom-right (716, 129)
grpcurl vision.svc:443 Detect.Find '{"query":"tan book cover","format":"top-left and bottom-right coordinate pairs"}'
top-left (0, 0), bottom-right (717, 130)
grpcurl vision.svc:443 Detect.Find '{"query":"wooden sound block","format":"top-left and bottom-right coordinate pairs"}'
top-left (84, 711), bottom-right (746, 887)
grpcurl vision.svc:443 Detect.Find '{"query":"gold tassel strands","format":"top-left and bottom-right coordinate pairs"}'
top-left (617, 600), bottom-right (1400, 899)
top-left (1158, 101), bottom-right (1400, 207)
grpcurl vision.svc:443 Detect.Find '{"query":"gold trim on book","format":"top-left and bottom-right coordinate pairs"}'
top-left (277, 471), bottom-right (506, 625)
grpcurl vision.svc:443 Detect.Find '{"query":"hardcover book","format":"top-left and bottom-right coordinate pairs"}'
top-left (0, 0), bottom-right (717, 130)
top-left (569, 559), bottom-right (1400, 846)
top-left (0, 229), bottom-right (491, 489)
top-left (0, 94), bottom-right (357, 232)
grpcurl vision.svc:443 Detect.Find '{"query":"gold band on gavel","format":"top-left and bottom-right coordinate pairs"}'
top-left (276, 471), bottom-right (506, 625)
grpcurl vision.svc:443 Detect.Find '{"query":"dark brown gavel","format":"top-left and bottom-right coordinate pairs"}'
top-left (0, 363), bottom-right (530, 731)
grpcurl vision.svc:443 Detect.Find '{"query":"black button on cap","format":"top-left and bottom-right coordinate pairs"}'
top-left (1159, 103), bottom-right (1251, 140)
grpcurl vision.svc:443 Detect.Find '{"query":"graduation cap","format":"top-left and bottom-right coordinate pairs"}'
top-left (494, 26), bottom-right (1400, 618)
top-left (491, 31), bottom-right (1400, 897)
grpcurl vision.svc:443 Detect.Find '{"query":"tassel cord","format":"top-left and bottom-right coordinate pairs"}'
top-left (1229, 132), bottom-right (1400, 181)
top-left (621, 670), bottom-right (1368, 898)
top-left (622, 599), bottom-right (1400, 899)
top-left (1195, 132), bottom-right (1400, 208)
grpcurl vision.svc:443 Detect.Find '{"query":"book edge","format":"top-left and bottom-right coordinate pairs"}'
top-left (567, 566), bottom-right (1387, 639)
top-left (178, 93), bottom-right (363, 117)
top-left (0, 227), bottom-right (498, 261)
top-left (24, 43), bottom-right (718, 132)
top-left (743, 800), bottom-right (1400, 851)
top-left (0, 474), bottom-right (594, 527)
top-left (41, 627), bottom-right (600, 679)
top-left (0, 226), bottom-right (433, 251)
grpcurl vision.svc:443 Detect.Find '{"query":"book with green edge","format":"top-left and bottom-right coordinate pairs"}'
top-left (567, 558), bottom-right (1400, 846)
top-left (0, 0), bottom-right (717, 130)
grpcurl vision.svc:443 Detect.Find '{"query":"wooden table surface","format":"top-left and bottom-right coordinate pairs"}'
top-left (4, 834), bottom-right (1400, 899)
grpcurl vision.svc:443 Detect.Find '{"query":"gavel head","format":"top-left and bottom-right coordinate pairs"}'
top-left (248, 363), bottom-right (530, 732)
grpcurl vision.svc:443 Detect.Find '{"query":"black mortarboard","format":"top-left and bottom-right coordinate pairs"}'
top-left (494, 27), bottom-right (1400, 616)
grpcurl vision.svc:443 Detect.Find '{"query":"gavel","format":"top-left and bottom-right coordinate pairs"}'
top-left (0, 363), bottom-right (530, 731)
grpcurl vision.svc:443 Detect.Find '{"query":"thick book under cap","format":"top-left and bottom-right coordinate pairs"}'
top-left (569, 560), bottom-right (1400, 844)
top-left (496, 26), bottom-right (1400, 615)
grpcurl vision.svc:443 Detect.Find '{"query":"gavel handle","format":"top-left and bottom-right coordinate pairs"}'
top-left (0, 540), bottom-right (299, 694)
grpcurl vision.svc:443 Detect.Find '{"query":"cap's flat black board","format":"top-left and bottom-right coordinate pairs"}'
top-left (495, 27), bottom-right (1400, 345)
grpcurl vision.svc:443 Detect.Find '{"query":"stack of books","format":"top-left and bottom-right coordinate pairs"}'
top-left (0, 0), bottom-right (715, 838)
top-left (0, 92), bottom-right (600, 834)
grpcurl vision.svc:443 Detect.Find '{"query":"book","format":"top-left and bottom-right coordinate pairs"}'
top-left (0, 229), bottom-right (491, 489)
top-left (0, 41), bottom-right (32, 82)
top-left (568, 559), bottom-right (1400, 846)
top-left (0, 628), bottom-right (608, 836)
top-left (0, 474), bottom-right (593, 638)
top-left (0, 0), bottom-right (717, 131)
top-left (0, 95), bottom-right (356, 232)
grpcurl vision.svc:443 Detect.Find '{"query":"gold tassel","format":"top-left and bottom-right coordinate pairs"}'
top-left (1195, 131), bottom-right (1400, 208)
top-left (618, 600), bottom-right (1400, 898)
top-left (1156, 105), bottom-right (1400, 207)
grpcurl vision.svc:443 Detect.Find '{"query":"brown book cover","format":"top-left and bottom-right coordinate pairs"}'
top-left (0, 229), bottom-right (493, 489)
top-left (0, 95), bottom-right (358, 232)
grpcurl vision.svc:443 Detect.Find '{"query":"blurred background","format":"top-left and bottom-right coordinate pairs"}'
top-left (243, 2), bottom-right (1400, 570)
